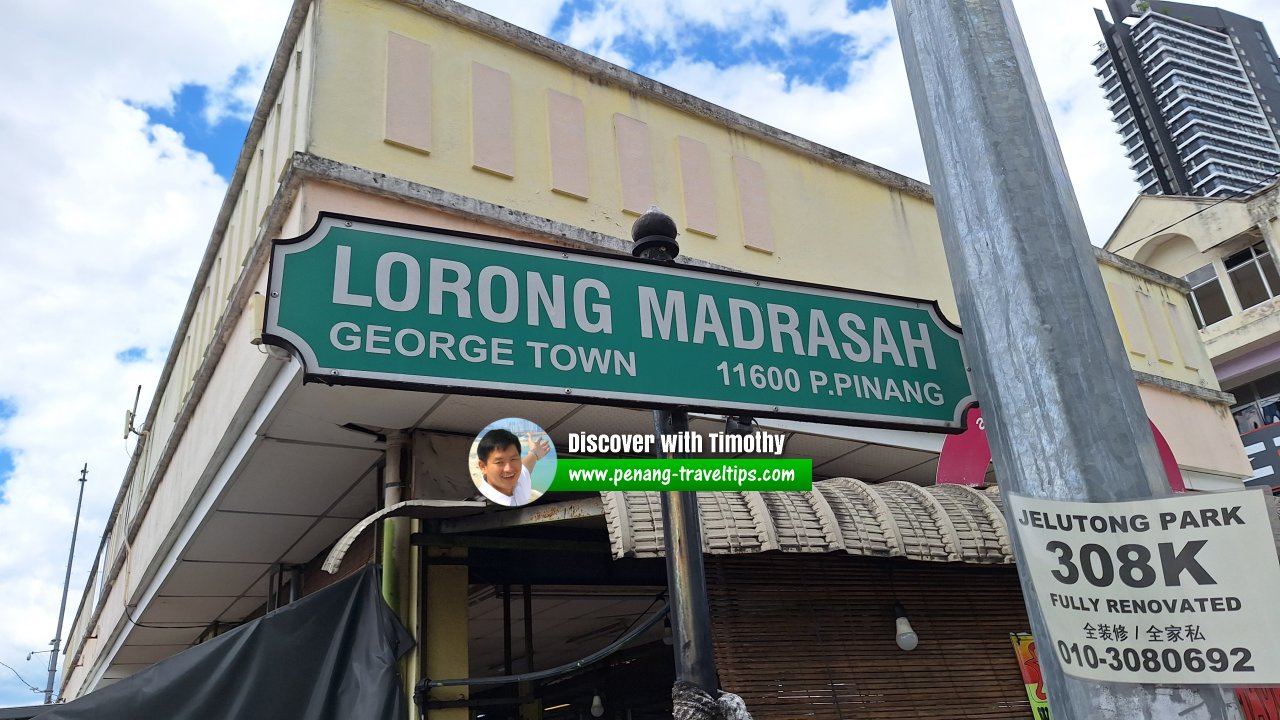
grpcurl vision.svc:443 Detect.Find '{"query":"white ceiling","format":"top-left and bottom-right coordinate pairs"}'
top-left (105, 368), bottom-right (958, 683)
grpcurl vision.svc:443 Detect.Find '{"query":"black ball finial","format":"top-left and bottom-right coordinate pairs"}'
top-left (631, 206), bottom-right (680, 261)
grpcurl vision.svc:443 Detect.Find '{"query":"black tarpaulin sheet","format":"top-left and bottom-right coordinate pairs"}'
top-left (39, 566), bottom-right (413, 720)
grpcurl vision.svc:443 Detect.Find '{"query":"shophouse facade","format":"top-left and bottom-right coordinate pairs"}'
top-left (1107, 184), bottom-right (1280, 489)
top-left (56, 1), bottom-right (1253, 718)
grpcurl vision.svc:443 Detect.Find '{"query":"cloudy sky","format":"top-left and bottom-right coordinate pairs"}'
top-left (2, 0), bottom-right (1280, 707)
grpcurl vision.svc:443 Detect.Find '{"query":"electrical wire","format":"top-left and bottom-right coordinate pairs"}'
top-left (606, 589), bottom-right (667, 646)
top-left (0, 660), bottom-right (41, 694)
top-left (123, 605), bottom-right (216, 630)
top-left (1108, 170), bottom-right (1280, 256)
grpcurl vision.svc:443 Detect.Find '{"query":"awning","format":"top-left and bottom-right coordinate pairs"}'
top-left (602, 479), bottom-right (1013, 564)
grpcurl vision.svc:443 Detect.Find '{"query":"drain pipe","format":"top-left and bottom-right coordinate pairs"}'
top-left (381, 431), bottom-right (408, 616)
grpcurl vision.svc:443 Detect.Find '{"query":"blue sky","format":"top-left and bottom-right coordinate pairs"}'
top-left (138, 84), bottom-right (251, 179)
top-left (0, 399), bottom-right (14, 498)
top-left (548, 2), bottom-right (869, 91)
top-left (115, 347), bottom-right (148, 364)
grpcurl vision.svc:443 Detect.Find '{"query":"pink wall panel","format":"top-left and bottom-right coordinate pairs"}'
top-left (1108, 282), bottom-right (1153, 358)
top-left (733, 155), bottom-right (774, 252)
top-left (471, 62), bottom-right (515, 177)
top-left (613, 114), bottom-right (654, 214)
top-left (384, 33), bottom-right (432, 153)
top-left (547, 90), bottom-right (589, 199)
top-left (1138, 292), bottom-right (1178, 365)
top-left (678, 136), bottom-right (717, 237)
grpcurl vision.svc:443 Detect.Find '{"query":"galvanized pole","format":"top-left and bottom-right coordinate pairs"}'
top-left (45, 464), bottom-right (87, 704)
top-left (892, 1), bottom-right (1234, 717)
top-left (654, 411), bottom-right (718, 693)
top-left (631, 208), bottom-right (719, 694)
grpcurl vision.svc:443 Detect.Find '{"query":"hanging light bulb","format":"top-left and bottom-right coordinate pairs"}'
top-left (590, 691), bottom-right (605, 718)
top-left (893, 603), bottom-right (919, 651)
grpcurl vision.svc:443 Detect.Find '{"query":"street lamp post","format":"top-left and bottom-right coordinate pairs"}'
top-left (631, 208), bottom-right (719, 695)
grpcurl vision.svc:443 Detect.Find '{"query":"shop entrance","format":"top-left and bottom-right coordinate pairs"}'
top-left (418, 510), bottom-right (675, 719)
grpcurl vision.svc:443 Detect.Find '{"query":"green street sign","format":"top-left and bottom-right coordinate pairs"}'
top-left (264, 214), bottom-right (975, 431)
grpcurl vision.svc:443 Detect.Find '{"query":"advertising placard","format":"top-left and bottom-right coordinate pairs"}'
top-left (264, 214), bottom-right (975, 430)
top-left (1010, 633), bottom-right (1052, 720)
top-left (1008, 490), bottom-right (1280, 684)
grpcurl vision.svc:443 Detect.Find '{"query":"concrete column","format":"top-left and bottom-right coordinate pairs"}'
top-left (1215, 259), bottom-right (1244, 316)
top-left (1248, 207), bottom-right (1280, 303)
top-left (425, 547), bottom-right (469, 720)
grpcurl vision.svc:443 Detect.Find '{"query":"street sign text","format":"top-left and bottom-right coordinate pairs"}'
top-left (265, 215), bottom-right (975, 429)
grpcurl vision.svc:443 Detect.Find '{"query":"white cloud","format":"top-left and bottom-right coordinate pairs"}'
top-left (552, 0), bottom-right (1280, 242)
top-left (557, 1), bottom-right (923, 179)
top-left (647, 34), bottom-right (925, 182)
top-left (0, 0), bottom-right (288, 706)
top-left (562, 0), bottom-right (888, 53)
top-left (203, 67), bottom-right (271, 125)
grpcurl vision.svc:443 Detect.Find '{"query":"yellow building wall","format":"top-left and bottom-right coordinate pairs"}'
top-left (1107, 196), bottom-right (1254, 261)
top-left (303, 0), bottom-right (1237, 400)
top-left (1202, 303), bottom-right (1280, 363)
top-left (305, 0), bottom-right (958, 321)
top-left (1138, 385), bottom-right (1252, 479)
top-left (1105, 194), bottom-right (1280, 363)
top-left (1098, 259), bottom-right (1220, 390)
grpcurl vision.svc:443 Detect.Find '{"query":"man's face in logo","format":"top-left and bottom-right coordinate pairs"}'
top-left (478, 443), bottom-right (521, 496)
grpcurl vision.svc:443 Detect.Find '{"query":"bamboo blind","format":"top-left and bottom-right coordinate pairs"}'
top-left (707, 554), bottom-right (1034, 719)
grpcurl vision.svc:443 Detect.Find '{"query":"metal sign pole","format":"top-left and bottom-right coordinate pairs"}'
top-left (892, 1), bottom-right (1234, 717)
top-left (632, 209), bottom-right (719, 695)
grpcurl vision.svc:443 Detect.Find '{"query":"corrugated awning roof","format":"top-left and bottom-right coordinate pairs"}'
top-left (602, 479), bottom-right (1013, 565)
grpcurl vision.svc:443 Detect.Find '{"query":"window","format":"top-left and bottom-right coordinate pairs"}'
top-left (1234, 403), bottom-right (1265, 433)
top-left (1263, 397), bottom-right (1280, 425)
top-left (1224, 241), bottom-right (1280, 309)
top-left (1233, 397), bottom-right (1280, 433)
top-left (1183, 264), bottom-right (1231, 328)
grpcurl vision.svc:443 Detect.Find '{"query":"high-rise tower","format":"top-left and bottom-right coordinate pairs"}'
top-left (1094, 0), bottom-right (1280, 196)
